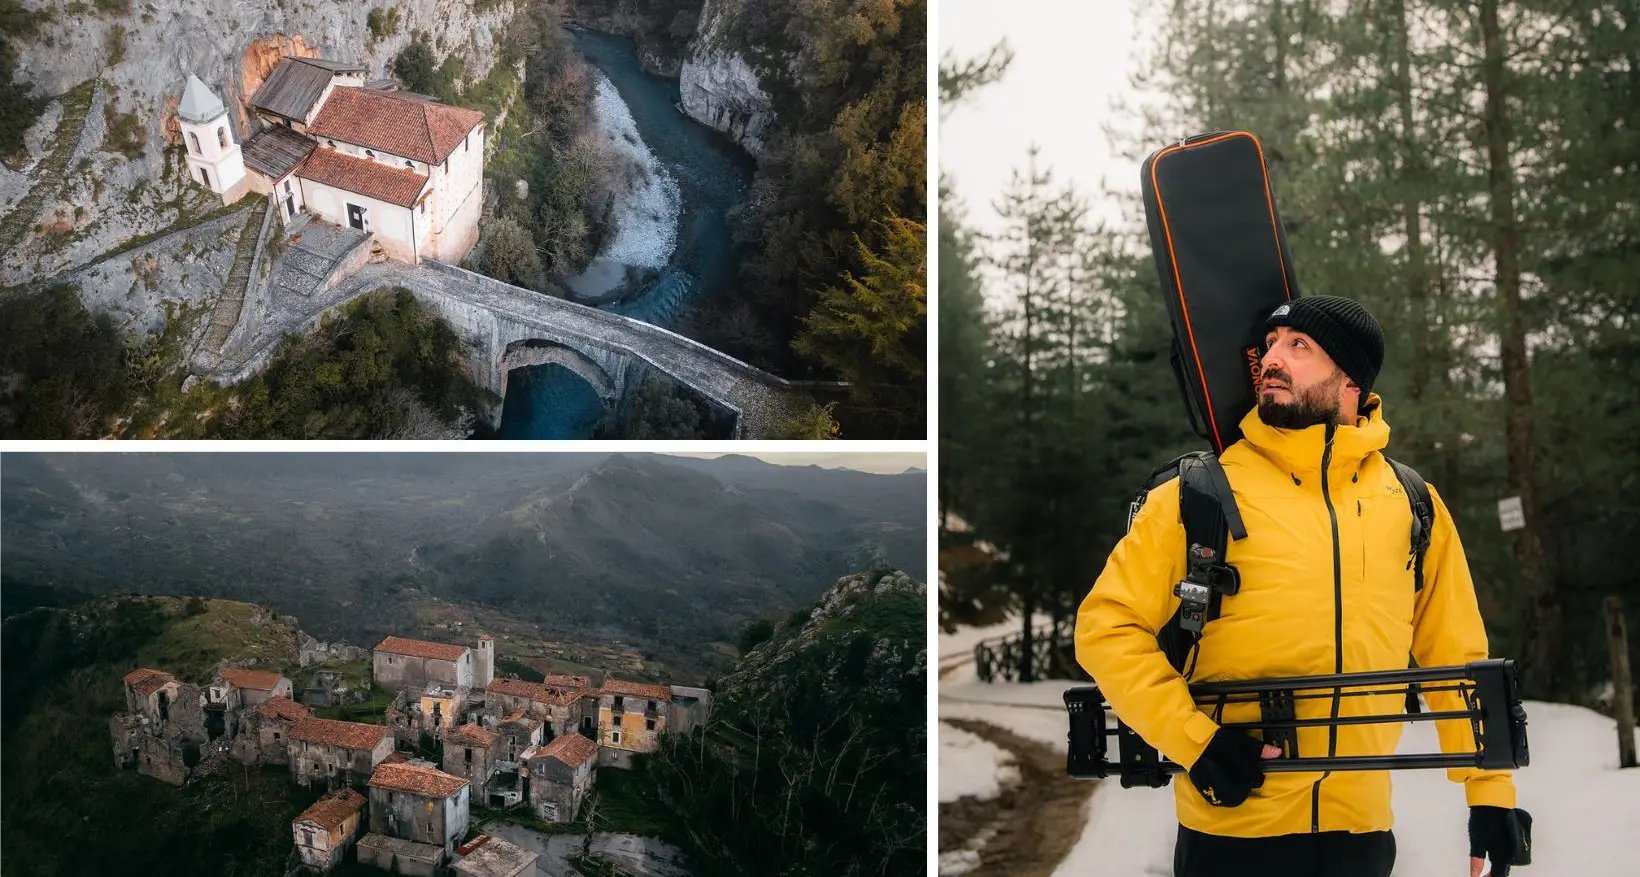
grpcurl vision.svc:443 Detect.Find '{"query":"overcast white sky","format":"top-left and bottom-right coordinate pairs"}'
top-left (941, 0), bottom-right (1152, 232)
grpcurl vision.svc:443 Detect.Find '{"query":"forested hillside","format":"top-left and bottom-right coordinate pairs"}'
top-left (940, 0), bottom-right (1640, 703)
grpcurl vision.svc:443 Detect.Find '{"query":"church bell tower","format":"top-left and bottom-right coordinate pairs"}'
top-left (176, 73), bottom-right (247, 204)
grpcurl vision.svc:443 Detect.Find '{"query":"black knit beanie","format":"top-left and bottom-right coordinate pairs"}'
top-left (1264, 296), bottom-right (1385, 397)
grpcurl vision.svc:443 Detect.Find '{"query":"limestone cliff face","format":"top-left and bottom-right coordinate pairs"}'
top-left (0, 0), bottom-right (518, 287)
top-left (677, 0), bottom-right (774, 158)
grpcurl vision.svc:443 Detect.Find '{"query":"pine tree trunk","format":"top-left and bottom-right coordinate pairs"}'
top-left (1018, 157), bottom-right (1041, 685)
top-left (1391, 0), bottom-right (1430, 416)
top-left (1479, 0), bottom-right (1559, 697)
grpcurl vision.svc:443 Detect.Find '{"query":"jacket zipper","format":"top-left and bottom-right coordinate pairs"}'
top-left (1311, 423), bottom-right (1343, 833)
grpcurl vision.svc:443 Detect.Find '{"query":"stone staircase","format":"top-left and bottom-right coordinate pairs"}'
top-left (0, 80), bottom-right (99, 259)
top-left (266, 215), bottom-right (373, 300)
top-left (191, 199), bottom-right (271, 371)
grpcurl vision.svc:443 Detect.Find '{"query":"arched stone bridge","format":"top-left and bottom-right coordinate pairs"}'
top-left (499, 341), bottom-right (619, 402)
top-left (208, 258), bottom-right (844, 438)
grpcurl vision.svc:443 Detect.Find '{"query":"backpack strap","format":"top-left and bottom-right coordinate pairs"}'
top-left (1384, 457), bottom-right (1434, 592)
top-left (1132, 451), bottom-right (1244, 676)
top-left (1384, 456), bottom-right (1435, 717)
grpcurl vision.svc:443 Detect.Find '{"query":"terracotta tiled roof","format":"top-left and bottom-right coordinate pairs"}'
top-left (308, 87), bottom-right (482, 165)
top-left (124, 668), bottom-right (179, 697)
top-left (602, 679), bottom-right (672, 701)
top-left (536, 732), bottom-right (598, 769)
top-left (500, 712), bottom-right (539, 729)
top-left (296, 787), bottom-right (367, 830)
top-left (258, 696), bottom-right (314, 722)
top-left (297, 148), bottom-right (428, 209)
top-left (290, 717), bottom-right (389, 751)
top-left (446, 723), bottom-right (498, 747)
top-left (488, 679), bottom-right (580, 706)
top-left (369, 762), bottom-right (467, 798)
top-left (221, 668), bottom-right (286, 690)
top-left (383, 751), bottom-right (412, 765)
top-left (373, 635), bottom-right (467, 662)
top-left (544, 674), bottom-right (590, 688)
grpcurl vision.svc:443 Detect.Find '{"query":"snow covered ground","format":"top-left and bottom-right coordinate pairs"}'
top-left (938, 620), bottom-right (1640, 876)
top-left (565, 70), bottom-right (681, 299)
top-left (941, 723), bottom-right (1019, 803)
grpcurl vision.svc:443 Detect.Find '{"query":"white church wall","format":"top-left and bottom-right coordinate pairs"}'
top-left (273, 174), bottom-right (306, 224)
top-left (433, 125), bottom-right (484, 236)
top-left (298, 178), bottom-right (420, 263)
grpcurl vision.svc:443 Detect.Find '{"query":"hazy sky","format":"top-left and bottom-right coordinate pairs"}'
top-left (941, 0), bottom-right (1150, 232)
top-left (665, 453), bottom-right (924, 474)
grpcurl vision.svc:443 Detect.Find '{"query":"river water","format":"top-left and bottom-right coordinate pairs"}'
top-left (494, 29), bottom-right (754, 440)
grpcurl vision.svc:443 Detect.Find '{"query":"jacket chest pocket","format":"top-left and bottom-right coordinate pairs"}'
top-left (1355, 493), bottom-right (1418, 627)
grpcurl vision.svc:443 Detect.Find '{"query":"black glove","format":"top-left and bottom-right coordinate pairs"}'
top-left (1469, 805), bottom-right (1533, 876)
top-left (1187, 728), bottom-right (1268, 807)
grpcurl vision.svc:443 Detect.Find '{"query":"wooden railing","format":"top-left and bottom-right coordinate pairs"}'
top-left (973, 622), bottom-right (1090, 683)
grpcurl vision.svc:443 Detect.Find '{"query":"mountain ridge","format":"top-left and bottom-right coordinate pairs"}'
top-left (1, 453), bottom-right (926, 675)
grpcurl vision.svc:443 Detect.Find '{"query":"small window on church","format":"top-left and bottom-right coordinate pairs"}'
top-left (217, 126), bottom-right (227, 148)
top-left (284, 180), bottom-right (292, 195)
top-left (327, 140), bottom-right (335, 149)
top-left (365, 149), bottom-right (375, 159)
top-left (188, 132), bottom-right (200, 155)
top-left (406, 160), bottom-right (415, 170)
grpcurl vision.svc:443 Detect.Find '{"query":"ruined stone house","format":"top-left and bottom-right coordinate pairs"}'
top-left (239, 695), bottom-right (314, 766)
top-left (373, 635), bottom-right (492, 693)
top-left (361, 761), bottom-right (471, 873)
top-left (442, 722), bottom-right (501, 792)
top-left (303, 669), bottom-right (349, 708)
top-left (417, 683), bottom-right (467, 735)
top-left (110, 668), bottom-right (209, 785)
top-left (525, 732), bottom-right (598, 824)
top-left (668, 685), bottom-right (714, 734)
top-left (450, 835), bottom-right (538, 877)
top-left (496, 713), bottom-right (542, 762)
top-left (122, 668), bottom-right (183, 724)
top-left (214, 668), bottom-right (293, 707)
top-left (597, 679), bottom-right (673, 766)
top-left (293, 786), bottom-right (367, 873)
top-left (287, 716), bottom-right (394, 790)
top-left (483, 678), bottom-right (583, 738)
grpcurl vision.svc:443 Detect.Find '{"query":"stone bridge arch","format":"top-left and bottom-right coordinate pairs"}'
top-left (499, 341), bottom-right (618, 401)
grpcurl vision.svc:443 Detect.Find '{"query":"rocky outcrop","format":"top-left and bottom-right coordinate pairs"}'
top-left (0, 0), bottom-right (519, 289)
top-left (719, 569), bottom-right (927, 712)
top-left (677, 0), bottom-right (774, 157)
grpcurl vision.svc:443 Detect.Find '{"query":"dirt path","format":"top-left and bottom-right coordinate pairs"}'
top-left (940, 717), bottom-right (1097, 877)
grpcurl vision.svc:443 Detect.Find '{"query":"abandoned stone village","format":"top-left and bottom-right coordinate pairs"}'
top-left (110, 633), bottom-right (712, 877)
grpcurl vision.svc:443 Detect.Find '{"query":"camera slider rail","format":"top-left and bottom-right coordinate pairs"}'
top-left (1064, 659), bottom-right (1530, 787)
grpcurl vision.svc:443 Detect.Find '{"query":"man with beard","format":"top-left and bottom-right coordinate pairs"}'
top-left (1075, 296), bottom-right (1531, 877)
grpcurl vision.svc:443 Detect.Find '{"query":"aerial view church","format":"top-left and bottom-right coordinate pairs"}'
top-left (175, 55), bottom-right (485, 265)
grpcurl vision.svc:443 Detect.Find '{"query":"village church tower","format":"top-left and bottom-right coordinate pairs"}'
top-left (177, 73), bottom-right (247, 204)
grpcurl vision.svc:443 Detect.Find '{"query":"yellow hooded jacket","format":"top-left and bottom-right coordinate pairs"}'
top-left (1075, 398), bottom-right (1515, 837)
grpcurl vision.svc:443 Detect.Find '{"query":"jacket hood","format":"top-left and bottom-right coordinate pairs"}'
top-left (1237, 393), bottom-right (1390, 480)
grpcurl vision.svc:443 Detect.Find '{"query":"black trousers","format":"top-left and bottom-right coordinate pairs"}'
top-left (1174, 825), bottom-right (1397, 877)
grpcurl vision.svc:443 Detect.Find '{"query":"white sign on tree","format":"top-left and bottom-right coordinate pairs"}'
top-left (1498, 496), bottom-right (1525, 532)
